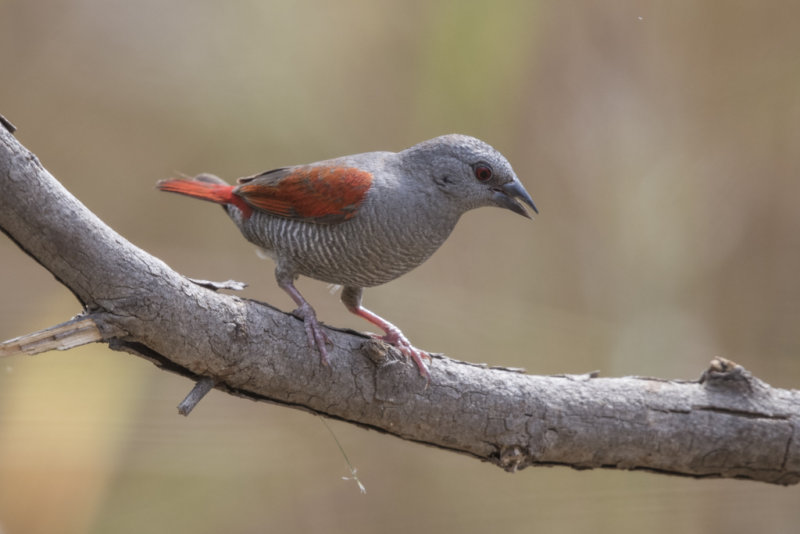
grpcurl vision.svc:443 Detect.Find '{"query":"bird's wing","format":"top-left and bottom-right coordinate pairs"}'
top-left (235, 165), bottom-right (372, 224)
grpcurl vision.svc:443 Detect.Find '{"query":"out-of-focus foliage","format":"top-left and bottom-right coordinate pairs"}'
top-left (1, 1), bottom-right (799, 533)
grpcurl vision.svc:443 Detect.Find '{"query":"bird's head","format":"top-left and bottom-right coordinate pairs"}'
top-left (400, 134), bottom-right (537, 218)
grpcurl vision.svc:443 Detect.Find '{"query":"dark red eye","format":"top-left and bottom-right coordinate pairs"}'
top-left (474, 165), bottom-right (493, 182)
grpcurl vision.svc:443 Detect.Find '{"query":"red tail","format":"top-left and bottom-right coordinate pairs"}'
top-left (156, 178), bottom-right (236, 204)
top-left (157, 177), bottom-right (252, 217)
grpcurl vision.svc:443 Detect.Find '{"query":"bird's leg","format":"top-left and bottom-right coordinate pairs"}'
top-left (341, 286), bottom-right (431, 378)
top-left (276, 269), bottom-right (330, 366)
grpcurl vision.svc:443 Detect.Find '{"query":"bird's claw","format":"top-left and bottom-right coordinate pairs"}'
top-left (293, 304), bottom-right (331, 366)
top-left (373, 328), bottom-right (431, 379)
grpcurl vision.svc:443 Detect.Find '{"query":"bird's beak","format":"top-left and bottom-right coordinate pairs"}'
top-left (493, 180), bottom-right (538, 218)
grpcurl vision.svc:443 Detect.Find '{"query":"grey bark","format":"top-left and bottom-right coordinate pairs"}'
top-left (1, 121), bottom-right (799, 486)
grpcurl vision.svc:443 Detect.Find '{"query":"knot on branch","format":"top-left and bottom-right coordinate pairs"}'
top-left (700, 357), bottom-right (764, 396)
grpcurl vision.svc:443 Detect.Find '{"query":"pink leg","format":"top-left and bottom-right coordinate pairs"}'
top-left (277, 273), bottom-right (330, 366)
top-left (341, 286), bottom-right (431, 378)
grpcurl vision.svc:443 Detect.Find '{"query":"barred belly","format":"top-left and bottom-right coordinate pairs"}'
top-left (239, 209), bottom-right (455, 288)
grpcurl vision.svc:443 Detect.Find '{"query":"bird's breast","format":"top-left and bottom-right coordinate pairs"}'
top-left (236, 205), bottom-right (458, 287)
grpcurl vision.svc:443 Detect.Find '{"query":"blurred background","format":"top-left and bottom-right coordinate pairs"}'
top-left (1, 0), bottom-right (799, 532)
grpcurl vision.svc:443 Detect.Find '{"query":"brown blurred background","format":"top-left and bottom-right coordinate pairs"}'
top-left (2, 1), bottom-right (799, 532)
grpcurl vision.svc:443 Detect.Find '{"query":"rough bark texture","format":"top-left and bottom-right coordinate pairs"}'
top-left (1, 122), bottom-right (799, 485)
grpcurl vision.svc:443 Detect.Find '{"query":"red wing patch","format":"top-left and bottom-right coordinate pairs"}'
top-left (235, 166), bottom-right (372, 224)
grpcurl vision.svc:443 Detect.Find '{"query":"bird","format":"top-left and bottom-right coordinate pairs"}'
top-left (157, 134), bottom-right (536, 378)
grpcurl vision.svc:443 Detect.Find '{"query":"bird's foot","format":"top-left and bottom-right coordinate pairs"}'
top-left (292, 303), bottom-right (331, 366)
top-left (340, 287), bottom-right (431, 380)
top-left (374, 326), bottom-right (431, 379)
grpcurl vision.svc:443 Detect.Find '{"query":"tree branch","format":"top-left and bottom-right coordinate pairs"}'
top-left (1, 120), bottom-right (799, 486)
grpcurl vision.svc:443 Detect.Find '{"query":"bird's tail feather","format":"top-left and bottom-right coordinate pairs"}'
top-left (156, 175), bottom-right (235, 205)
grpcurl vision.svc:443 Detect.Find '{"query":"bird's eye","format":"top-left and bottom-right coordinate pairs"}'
top-left (474, 165), bottom-right (493, 182)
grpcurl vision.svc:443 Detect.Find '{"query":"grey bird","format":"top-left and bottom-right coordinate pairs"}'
top-left (157, 134), bottom-right (537, 377)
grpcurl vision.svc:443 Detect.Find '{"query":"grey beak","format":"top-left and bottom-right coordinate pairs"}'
top-left (493, 180), bottom-right (538, 218)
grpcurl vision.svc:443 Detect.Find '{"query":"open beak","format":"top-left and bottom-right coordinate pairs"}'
top-left (492, 180), bottom-right (538, 218)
